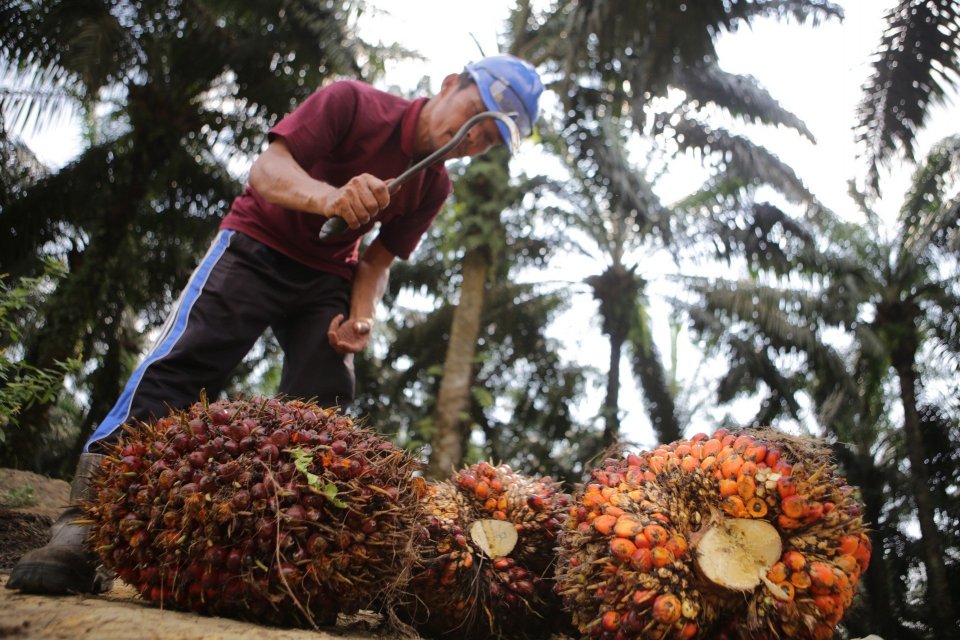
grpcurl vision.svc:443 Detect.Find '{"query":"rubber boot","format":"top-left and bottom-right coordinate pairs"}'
top-left (6, 453), bottom-right (113, 594)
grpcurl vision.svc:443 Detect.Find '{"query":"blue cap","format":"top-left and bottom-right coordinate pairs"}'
top-left (464, 54), bottom-right (543, 149)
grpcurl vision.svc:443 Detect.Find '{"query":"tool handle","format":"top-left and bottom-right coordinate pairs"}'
top-left (317, 216), bottom-right (349, 239)
top-left (317, 180), bottom-right (404, 240)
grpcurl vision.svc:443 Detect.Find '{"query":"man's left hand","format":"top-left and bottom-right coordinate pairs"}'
top-left (327, 314), bottom-right (374, 354)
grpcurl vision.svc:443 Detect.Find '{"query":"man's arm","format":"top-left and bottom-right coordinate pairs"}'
top-left (327, 239), bottom-right (396, 354)
top-left (249, 138), bottom-right (390, 229)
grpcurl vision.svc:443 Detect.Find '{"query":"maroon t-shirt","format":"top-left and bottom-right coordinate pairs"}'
top-left (221, 80), bottom-right (452, 279)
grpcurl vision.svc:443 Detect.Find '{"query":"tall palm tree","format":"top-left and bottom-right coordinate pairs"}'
top-left (856, 0), bottom-right (960, 194)
top-left (536, 117), bottom-right (679, 449)
top-left (685, 135), bottom-right (960, 639)
top-left (870, 136), bottom-right (960, 637)
top-left (0, 0), bottom-right (381, 470)
top-left (530, 52), bottom-right (824, 448)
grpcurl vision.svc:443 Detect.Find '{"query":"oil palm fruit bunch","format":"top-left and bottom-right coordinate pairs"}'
top-left (555, 428), bottom-right (870, 640)
top-left (402, 462), bottom-right (572, 639)
top-left (82, 396), bottom-right (423, 628)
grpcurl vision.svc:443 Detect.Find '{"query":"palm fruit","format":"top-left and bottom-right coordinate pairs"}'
top-left (83, 396), bottom-right (423, 628)
top-left (402, 461), bottom-right (572, 639)
top-left (555, 428), bottom-right (870, 640)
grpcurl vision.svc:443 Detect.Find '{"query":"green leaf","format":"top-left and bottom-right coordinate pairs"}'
top-left (472, 386), bottom-right (495, 409)
top-left (291, 445), bottom-right (346, 507)
top-left (290, 446), bottom-right (321, 491)
top-left (322, 483), bottom-right (347, 509)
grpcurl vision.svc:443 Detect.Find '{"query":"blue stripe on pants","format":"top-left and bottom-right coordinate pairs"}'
top-left (84, 230), bottom-right (235, 450)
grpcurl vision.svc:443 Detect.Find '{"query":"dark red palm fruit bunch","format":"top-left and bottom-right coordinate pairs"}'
top-left (83, 396), bottom-right (423, 629)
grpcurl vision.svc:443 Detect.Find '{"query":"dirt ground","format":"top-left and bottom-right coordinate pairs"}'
top-left (0, 468), bottom-right (382, 640)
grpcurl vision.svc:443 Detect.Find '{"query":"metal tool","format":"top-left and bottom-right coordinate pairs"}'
top-left (317, 111), bottom-right (522, 240)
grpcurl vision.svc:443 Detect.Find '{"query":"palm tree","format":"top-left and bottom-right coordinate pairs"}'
top-left (0, 0), bottom-right (381, 470)
top-left (535, 117), bottom-right (680, 449)
top-left (869, 136), bottom-right (960, 637)
top-left (531, 49), bottom-right (827, 447)
top-left (856, 0), bottom-right (960, 194)
top-left (512, 0), bottom-right (843, 117)
top-left (684, 136), bottom-right (960, 639)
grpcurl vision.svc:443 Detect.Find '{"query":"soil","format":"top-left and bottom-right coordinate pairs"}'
top-left (0, 468), bottom-right (382, 640)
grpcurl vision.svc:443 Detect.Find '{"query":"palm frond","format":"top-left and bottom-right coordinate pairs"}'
top-left (690, 303), bottom-right (804, 420)
top-left (924, 286), bottom-right (960, 354)
top-left (196, 0), bottom-right (368, 119)
top-left (508, 0), bottom-right (573, 66)
top-left (674, 193), bottom-right (840, 279)
top-left (898, 134), bottom-right (960, 259)
top-left (554, 108), bottom-right (672, 248)
top-left (738, 0), bottom-right (844, 26)
top-left (0, 81), bottom-right (83, 134)
top-left (590, 123), bottom-right (672, 242)
top-left (665, 114), bottom-right (816, 205)
top-left (688, 278), bottom-right (815, 348)
top-left (550, 0), bottom-right (842, 116)
top-left (684, 276), bottom-right (856, 426)
top-left (45, 0), bottom-right (130, 88)
top-left (674, 65), bottom-right (814, 140)
top-left (0, 0), bottom-right (128, 134)
top-left (1, 141), bottom-right (116, 273)
top-left (686, 276), bottom-right (852, 376)
top-left (856, 0), bottom-right (960, 194)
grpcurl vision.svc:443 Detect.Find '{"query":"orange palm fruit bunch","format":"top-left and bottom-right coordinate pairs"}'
top-left (555, 428), bottom-right (870, 640)
top-left (402, 461), bottom-right (572, 639)
top-left (82, 396), bottom-right (423, 629)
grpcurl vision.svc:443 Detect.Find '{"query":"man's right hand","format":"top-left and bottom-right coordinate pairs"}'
top-left (321, 174), bottom-right (391, 229)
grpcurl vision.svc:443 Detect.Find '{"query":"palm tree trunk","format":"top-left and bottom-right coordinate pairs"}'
top-left (893, 354), bottom-right (958, 639)
top-left (601, 332), bottom-right (624, 447)
top-left (427, 248), bottom-right (489, 479)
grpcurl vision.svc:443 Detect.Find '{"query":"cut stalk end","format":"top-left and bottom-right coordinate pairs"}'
top-left (469, 519), bottom-right (518, 558)
top-left (695, 518), bottom-right (782, 591)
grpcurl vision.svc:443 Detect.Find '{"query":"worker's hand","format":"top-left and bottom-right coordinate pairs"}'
top-left (322, 174), bottom-right (390, 229)
top-left (327, 314), bottom-right (374, 354)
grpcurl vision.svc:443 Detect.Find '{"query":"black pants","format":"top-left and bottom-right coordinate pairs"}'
top-left (85, 230), bottom-right (354, 450)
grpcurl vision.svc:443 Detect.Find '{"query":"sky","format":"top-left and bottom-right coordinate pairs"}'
top-left (18, 0), bottom-right (958, 446)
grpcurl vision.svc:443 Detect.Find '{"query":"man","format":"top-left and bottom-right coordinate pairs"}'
top-left (8, 54), bottom-right (543, 594)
